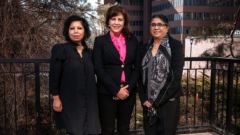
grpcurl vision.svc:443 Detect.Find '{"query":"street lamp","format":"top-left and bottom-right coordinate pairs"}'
top-left (190, 38), bottom-right (194, 68)
top-left (190, 38), bottom-right (193, 57)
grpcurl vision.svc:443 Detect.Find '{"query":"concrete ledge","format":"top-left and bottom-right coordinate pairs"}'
top-left (179, 132), bottom-right (219, 135)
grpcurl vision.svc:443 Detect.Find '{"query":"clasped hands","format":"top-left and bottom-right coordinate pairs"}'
top-left (113, 85), bottom-right (129, 100)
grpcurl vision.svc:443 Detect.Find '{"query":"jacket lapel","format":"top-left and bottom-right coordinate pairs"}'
top-left (124, 38), bottom-right (133, 64)
top-left (104, 32), bottom-right (121, 62)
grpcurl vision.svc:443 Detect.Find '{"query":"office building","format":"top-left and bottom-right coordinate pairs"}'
top-left (105, 0), bottom-right (240, 50)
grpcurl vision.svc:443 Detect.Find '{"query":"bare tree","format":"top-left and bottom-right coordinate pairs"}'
top-left (0, 0), bottom-right (95, 134)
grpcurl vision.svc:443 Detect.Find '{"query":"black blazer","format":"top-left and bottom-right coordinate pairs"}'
top-left (93, 32), bottom-right (141, 96)
top-left (138, 35), bottom-right (184, 107)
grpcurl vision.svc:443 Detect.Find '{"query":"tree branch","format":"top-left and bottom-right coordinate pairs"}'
top-left (229, 5), bottom-right (240, 58)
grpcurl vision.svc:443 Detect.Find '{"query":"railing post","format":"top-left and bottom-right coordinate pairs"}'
top-left (226, 62), bottom-right (234, 134)
top-left (210, 59), bottom-right (216, 125)
top-left (35, 62), bottom-right (41, 135)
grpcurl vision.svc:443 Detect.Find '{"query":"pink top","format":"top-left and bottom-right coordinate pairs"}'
top-left (110, 31), bottom-right (126, 83)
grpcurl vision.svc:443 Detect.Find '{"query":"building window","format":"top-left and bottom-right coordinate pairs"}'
top-left (225, 14), bottom-right (229, 21)
top-left (211, 13), bottom-right (214, 20)
top-left (199, 13), bottom-right (202, 20)
top-left (215, 13), bottom-right (218, 20)
top-left (133, 31), bottom-right (143, 36)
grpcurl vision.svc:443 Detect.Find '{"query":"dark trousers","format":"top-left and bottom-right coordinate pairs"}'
top-left (98, 94), bottom-right (136, 135)
top-left (144, 98), bottom-right (180, 135)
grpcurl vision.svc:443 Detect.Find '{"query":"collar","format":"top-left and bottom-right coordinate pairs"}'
top-left (70, 41), bottom-right (81, 46)
top-left (109, 31), bottom-right (125, 42)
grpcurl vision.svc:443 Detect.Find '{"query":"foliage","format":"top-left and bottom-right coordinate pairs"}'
top-left (0, 0), bottom-right (94, 59)
top-left (95, 2), bottom-right (117, 36)
top-left (87, 1), bottom-right (117, 47)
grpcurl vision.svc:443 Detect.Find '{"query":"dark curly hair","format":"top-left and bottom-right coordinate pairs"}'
top-left (63, 15), bottom-right (91, 48)
top-left (105, 5), bottom-right (133, 40)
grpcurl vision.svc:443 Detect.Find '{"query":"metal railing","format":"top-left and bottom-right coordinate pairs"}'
top-left (0, 57), bottom-right (240, 135)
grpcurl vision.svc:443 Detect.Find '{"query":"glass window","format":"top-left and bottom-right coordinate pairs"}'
top-left (218, 13), bottom-right (221, 20)
top-left (206, 0), bottom-right (209, 6)
top-left (199, 0), bottom-right (202, 6)
top-left (229, 0), bottom-right (233, 7)
top-left (219, 0), bottom-right (222, 6)
top-left (210, 0), bottom-right (214, 6)
top-left (196, 13), bottom-right (199, 20)
top-left (226, 0), bottom-right (230, 6)
top-left (199, 13), bottom-right (202, 20)
top-left (193, 12), bottom-right (196, 20)
top-left (187, 12), bottom-right (191, 19)
top-left (226, 14), bottom-right (229, 20)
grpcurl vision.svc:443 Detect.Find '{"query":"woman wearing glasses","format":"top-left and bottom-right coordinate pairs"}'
top-left (138, 14), bottom-right (184, 135)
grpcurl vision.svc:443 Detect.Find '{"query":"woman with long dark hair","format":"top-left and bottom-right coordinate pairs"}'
top-left (93, 5), bottom-right (140, 135)
top-left (139, 14), bottom-right (184, 135)
top-left (49, 15), bottom-right (100, 135)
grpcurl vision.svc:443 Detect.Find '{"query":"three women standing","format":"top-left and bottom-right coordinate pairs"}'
top-left (49, 15), bottom-right (100, 135)
top-left (93, 5), bottom-right (140, 135)
top-left (50, 7), bottom-right (183, 135)
top-left (138, 14), bottom-right (184, 135)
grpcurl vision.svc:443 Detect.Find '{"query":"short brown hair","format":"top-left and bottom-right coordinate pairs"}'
top-left (105, 5), bottom-right (133, 40)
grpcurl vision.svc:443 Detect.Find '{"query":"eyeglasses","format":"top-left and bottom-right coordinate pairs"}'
top-left (151, 23), bottom-right (168, 28)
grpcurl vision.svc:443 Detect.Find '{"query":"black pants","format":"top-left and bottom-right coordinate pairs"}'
top-left (144, 98), bottom-right (180, 135)
top-left (98, 94), bottom-right (136, 135)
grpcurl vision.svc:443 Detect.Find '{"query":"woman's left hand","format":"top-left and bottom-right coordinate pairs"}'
top-left (113, 97), bottom-right (121, 100)
top-left (113, 89), bottom-right (129, 100)
top-left (143, 101), bottom-right (152, 108)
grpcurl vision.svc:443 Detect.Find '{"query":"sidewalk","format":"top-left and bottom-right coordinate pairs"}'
top-left (179, 132), bottom-right (219, 135)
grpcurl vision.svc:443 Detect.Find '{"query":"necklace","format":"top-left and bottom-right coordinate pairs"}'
top-left (152, 43), bottom-right (159, 52)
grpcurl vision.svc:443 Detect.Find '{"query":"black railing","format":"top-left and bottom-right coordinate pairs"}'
top-left (0, 57), bottom-right (240, 135)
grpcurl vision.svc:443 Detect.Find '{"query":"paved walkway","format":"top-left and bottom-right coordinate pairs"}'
top-left (179, 132), bottom-right (218, 135)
